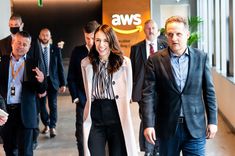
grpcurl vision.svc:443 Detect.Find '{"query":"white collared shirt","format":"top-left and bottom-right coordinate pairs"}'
top-left (145, 38), bottom-right (158, 58)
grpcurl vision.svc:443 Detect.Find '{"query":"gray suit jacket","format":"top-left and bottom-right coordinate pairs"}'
top-left (130, 39), bottom-right (167, 102)
top-left (141, 47), bottom-right (218, 139)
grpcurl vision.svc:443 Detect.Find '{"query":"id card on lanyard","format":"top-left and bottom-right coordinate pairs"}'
top-left (10, 60), bottom-right (25, 96)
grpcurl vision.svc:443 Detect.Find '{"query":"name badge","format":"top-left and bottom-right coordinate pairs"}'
top-left (11, 86), bottom-right (15, 96)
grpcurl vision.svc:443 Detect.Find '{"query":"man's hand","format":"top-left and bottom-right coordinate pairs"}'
top-left (32, 67), bottom-right (44, 83)
top-left (38, 91), bottom-right (47, 98)
top-left (59, 86), bottom-right (66, 93)
top-left (0, 116), bottom-right (8, 126)
top-left (206, 124), bottom-right (217, 139)
top-left (144, 127), bottom-right (156, 145)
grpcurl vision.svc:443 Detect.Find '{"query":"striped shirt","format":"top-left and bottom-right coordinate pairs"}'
top-left (92, 60), bottom-right (115, 100)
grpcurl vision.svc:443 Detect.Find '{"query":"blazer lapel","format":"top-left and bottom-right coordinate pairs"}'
top-left (141, 41), bottom-right (147, 62)
top-left (49, 45), bottom-right (54, 72)
top-left (160, 49), bottom-right (181, 93)
top-left (182, 47), bottom-right (194, 92)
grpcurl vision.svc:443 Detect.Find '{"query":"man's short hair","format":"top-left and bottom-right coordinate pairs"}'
top-left (83, 20), bottom-right (100, 33)
top-left (165, 16), bottom-right (189, 30)
top-left (16, 31), bottom-right (32, 41)
top-left (10, 14), bottom-right (22, 23)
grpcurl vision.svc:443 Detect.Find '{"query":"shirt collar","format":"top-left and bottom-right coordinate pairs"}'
top-left (41, 43), bottom-right (50, 49)
top-left (170, 48), bottom-right (189, 58)
top-left (86, 45), bottom-right (90, 52)
top-left (10, 53), bottom-right (27, 61)
top-left (146, 38), bottom-right (158, 45)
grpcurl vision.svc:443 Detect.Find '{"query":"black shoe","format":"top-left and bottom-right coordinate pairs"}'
top-left (50, 128), bottom-right (57, 138)
top-left (41, 126), bottom-right (49, 134)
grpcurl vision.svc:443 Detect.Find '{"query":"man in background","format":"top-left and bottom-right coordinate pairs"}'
top-left (38, 28), bottom-right (66, 138)
top-left (67, 20), bottom-right (99, 156)
top-left (130, 19), bottom-right (167, 156)
top-left (0, 14), bottom-right (24, 57)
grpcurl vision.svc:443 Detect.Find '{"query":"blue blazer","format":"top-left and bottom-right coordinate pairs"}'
top-left (67, 45), bottom-right (88, 107)
top-left (0, 55), bottom-right (46, 128)
top-left (141, 47), bottom-right (218, 139)
top-left (47, 44), bottom-right (66, 90)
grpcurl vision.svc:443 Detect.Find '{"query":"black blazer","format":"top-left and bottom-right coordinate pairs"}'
top-left (67, 45), bottom-right (88, 107)
top-left (0, 35), bottom-right (12, 57)
top-left (130, 39), bottom-right (167, 102)
top-left (46, 44), bottom-right (66, 90)
top-left (141, 47), bottom-right (218, 139)
top-left (0, 55), bottom-right (46, 128)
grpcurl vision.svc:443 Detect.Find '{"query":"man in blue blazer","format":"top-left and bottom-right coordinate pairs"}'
top-left (67, 20), bottom-right (99, 156)
top-left (38, 28), bottom-right (66, 138)
top-left (141, 16), bottom-right (218, 156)
top-left (130, 19), bottom-right (167, 156)
top-left (0, 31), bottom-right (45, 156)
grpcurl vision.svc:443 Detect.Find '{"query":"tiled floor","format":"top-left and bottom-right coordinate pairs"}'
top-left (0, 95), bottom-right (235, 156)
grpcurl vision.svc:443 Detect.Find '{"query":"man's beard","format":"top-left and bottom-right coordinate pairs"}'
top-left (39, 39), bottom-right (49, 44)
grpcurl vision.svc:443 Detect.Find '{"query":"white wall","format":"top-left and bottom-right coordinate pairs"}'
top-left (0, 0), bottom-right (11, 39)
top-left (212, 69), bottom-right (235, 132)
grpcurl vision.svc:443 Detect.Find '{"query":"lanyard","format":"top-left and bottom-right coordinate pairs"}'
top-left (10, 59), bottom-right (25, 80)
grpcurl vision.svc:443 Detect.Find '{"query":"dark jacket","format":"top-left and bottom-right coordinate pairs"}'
top-left (0, 55), bottom-right (46, 128)
top-left (0, 35), bottom-right (12, 57)
top-left (141, 47), bottom-right (218, 139)
top-left (67, 45), bottom-right (88, 107)
top-left (47, 44), bottom-right (66, 90)
top-left (130, 39), bottom-right (167, 102)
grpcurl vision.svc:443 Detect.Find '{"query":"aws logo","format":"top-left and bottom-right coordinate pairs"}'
top-left (111, 14), bottom-right (142, 34)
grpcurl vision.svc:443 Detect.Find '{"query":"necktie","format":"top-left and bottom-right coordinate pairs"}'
top-left (43, 47), bottom-right (49, 76)
top-left (149, 43), bottom-right (154, 56)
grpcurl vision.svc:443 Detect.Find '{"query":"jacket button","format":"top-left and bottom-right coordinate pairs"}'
top-left (115, 95), bottom-right (119, 99)
top-left (112, 81), bottom-right (115, 85)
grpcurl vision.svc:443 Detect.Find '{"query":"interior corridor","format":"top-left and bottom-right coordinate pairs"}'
top-left (0, 95), bottom-right (235, 156)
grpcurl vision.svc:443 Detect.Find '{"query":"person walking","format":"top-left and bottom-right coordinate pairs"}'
top-left (38, 28), bottom-right (66, 138)
top-left (81, 24), bottom-right (138, 156)
top-left (67, 20), bottom-right (99, 156)
top-left (141, 16), bottom-right (218, 156)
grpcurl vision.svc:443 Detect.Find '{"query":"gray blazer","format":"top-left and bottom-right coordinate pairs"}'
top-left (141, 47), bottom-right (218, 139)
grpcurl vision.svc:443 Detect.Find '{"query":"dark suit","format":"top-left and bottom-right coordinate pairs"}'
top-left (67, 44), bottom-right (88, 156)
top-left (0, 35), bottom-right (12, 57)
top-left (141, 47), bottom-right (217, 154)
top-left (0, 54), bottom-right (45, 156)
top-left (130, 39), bottom-right (167, 153)
top-left (130, 39), bottom-right (168, 102)
top-left (39, 44), bottom-right (66, 129)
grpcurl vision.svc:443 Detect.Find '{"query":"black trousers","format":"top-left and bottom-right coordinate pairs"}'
top-left (88, 99), bottom-right (127, 156)
top-left (40, 78), bottom-right (58, 128)
top-left (75, 102), bottom-right (84, 156)
top-left (2, 104), bottom-right (34, 156)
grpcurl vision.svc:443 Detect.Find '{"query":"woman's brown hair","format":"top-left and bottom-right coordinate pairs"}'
top-left (88, 24), bottom-right (124, 74)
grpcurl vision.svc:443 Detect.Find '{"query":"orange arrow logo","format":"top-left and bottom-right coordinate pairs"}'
top-left (112, 25), bottom-right (143, 34)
